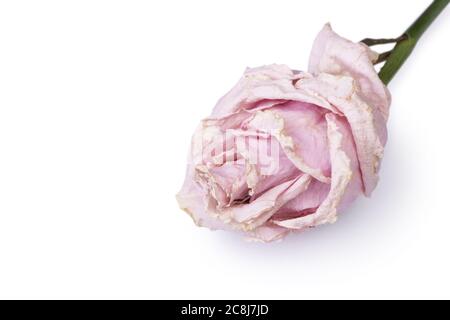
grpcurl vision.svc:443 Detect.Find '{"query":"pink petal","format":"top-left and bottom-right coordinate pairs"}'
top-left (308, 23), bottom-right (391, 120)
top-left (245, 109), bottom-right (331, 183)
top-left (210, 64), bottom-right (340, 119)
top-left (224, 174), bottom-right (312, 230)
top-left (297, 73), bottom-right (385, 195)
top-left (274, 113), bottom-right (354, 229)
top-left (272, 179), bottom-right (330, 221)
top-left (176, 166), bottom-right (232, 231)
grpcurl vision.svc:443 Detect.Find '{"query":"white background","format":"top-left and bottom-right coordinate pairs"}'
top-left (0, 0), bottom-right (449, 299)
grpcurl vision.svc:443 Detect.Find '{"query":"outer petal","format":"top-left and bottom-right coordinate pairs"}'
top-left (329, 114), bottom-right (364, 210)
top-left (245, 223), bottom-right (290, 242)
top-left (176, 166), bottom-right (232, 231)
top-left (308, 23), bottom-right (391, 120)
top-left (210, 64), bottom-right (340, 119)
top-left (297, 73), bottom-right (385, 195)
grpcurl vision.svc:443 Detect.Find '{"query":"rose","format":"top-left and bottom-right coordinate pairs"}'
top-left (177, 24), bottom-right (390, 242)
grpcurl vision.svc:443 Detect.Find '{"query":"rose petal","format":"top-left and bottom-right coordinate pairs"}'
top-left (246, 109), bottom-right (331, 183)
top-left (274, 113), bottom-right (353, 229)
top-left (210, 64), bottom-right (340, 119)
top-left (245, 223), bottom-right (290, 242)
top-left (308, 23), bottom-right (390, 120)
top-left (176, 166), bottom-right (232, 231)
top-left (224, 174), bottom-right (312, 230)
top-left (297, 73), bottom-right (384, 195)
top-left (272, 179), bottom-right (330, 221)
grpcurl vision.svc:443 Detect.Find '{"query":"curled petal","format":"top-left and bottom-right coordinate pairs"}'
top-left (308, 23), bottom-right (391, 120)
top-left (223, 174), bottom-right (312, 230)
top-left (272, 179), bottom-right (330, 221)
top-left (274, 113), bottom-right (353, 229)
top-left (210, 64), bottom-right (340, 119)
top-left (245, 223), bottom-right (290, 242)
top-left (176, 167), bottom-right (232, 231)
top-left (297, 73), bottom-right (385, 195)
top-left (246, 109), bottom-right (331, 183)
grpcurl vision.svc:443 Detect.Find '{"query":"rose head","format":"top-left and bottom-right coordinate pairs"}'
top-left (177, 24), bottom-right (391, 242)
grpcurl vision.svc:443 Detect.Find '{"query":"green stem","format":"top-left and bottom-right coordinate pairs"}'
top-left (378, 0), bottom-right (449, 85)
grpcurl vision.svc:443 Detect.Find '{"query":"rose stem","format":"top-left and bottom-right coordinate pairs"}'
top-left (378, 0), bottom-right (449, 85)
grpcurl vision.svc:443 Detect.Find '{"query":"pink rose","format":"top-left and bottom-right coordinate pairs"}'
top-left (177, 24), bottom-right (391, 242)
